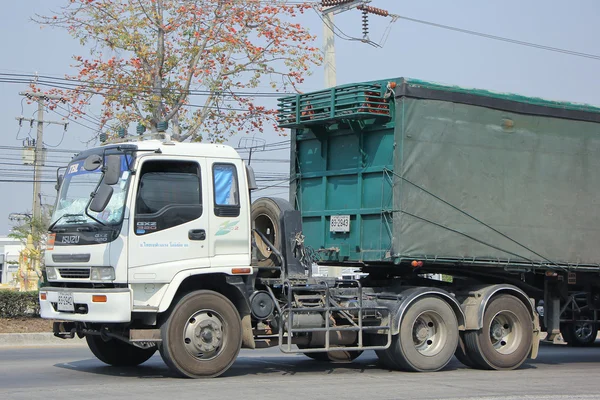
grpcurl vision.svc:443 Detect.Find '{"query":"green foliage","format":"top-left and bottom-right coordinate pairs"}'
top-left (8, 216), bottom-right (49, 247)
top-left (0, 291), bottom-right (40, 318)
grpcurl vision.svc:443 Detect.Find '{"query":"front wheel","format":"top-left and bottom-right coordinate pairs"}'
top-left (86, 335), bottom-right (156, 366)
top-left (376, 296), bottom-right (459, 372)
top-left (464, 294), bottom-right (533, 370)
top-left (159, 290), bottom-right (242, 378)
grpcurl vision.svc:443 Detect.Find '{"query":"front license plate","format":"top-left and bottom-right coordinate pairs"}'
top-left (57, 292), bottom-right (75, 312)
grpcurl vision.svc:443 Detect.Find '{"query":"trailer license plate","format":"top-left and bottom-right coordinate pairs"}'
top-left (330, 215), bottom-right (350, 233)
top-left (57, 292), bottom-right (74, 312)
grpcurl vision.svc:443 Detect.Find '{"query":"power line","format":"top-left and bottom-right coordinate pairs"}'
top-left (394, 14), bottom-right (600, 61)
top-left (0, 73), bottom-right (294, 98)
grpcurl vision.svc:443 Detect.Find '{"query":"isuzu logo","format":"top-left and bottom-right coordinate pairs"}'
top-left (61, 235), bottom-right (80, 244)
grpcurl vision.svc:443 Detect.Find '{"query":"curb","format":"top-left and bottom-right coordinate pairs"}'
top-left (0, 332), bottom-right (85, 348)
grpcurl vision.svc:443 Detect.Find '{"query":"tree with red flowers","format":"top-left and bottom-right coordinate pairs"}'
top-left (34, 0), bottom-right (321, 142)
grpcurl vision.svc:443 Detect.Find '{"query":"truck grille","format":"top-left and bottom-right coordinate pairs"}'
top-left (58, 268), bottom-right (90, 279)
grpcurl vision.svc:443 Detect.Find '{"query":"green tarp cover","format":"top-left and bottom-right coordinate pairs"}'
top-left (393, 98), bottom-right (600, 266)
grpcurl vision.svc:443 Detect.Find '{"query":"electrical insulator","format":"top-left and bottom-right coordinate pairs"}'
top-left (136, 123), bottom-right (146, 135)
top-left (322, 0), bottom-right (355, 7)
top-left (357, 5), bottom-right (389, 17)
top-left (157, 120), bottom-right (168, 132)
top-left (362, 9), bottom-right (369, 38)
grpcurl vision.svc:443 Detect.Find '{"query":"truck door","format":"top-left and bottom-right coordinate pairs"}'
top-left (128, 157), bottom-right (210, 282)
top-left (207, 159), bottom-right (251, 267)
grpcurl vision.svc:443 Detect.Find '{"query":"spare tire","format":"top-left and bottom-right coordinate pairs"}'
top-left (251, 197), bottom-right (294, 267)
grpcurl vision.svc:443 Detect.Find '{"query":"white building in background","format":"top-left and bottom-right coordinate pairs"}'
top-left (0, 237), bottom-right (23, 286)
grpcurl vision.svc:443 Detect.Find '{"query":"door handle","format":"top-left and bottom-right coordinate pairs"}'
top-left (188, 229), bottom-right (206, 241)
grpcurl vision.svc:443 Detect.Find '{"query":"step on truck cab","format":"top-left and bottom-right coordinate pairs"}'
top-left (40, 77), bottom-right (600, 378)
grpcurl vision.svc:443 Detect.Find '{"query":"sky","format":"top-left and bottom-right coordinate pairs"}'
top-left (0, 0), bottom-right (599, 235)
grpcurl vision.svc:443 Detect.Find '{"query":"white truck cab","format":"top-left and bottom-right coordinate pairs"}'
top-left (41, 140), bottom-right (253, 325)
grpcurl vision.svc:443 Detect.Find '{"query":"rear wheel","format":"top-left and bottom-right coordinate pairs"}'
top-left (454, 333), bottom-right (477, 368)
top-left (376, 296), bottom-right (459, 372)
top-left (159, 290), bottom-right (242, 378)
top-left (464, 294), bottom-right (533, 370)
top-left (86, 335), bottom-right (156, 367)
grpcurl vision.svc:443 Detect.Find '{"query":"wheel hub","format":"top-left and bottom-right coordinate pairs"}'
top-left (411, 311), bottom-right (446, 357)
top-left (183, 310), bottom-right (225, 360)
top-left (491, 322), bottom-right (506, 341)
top-left (489, 311), bottom-right (522, 355)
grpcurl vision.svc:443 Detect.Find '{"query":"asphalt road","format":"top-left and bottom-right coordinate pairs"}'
top-left (0, 342), bottom-right (599, 400)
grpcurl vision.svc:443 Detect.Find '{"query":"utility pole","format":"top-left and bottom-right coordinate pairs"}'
top-left (321, 0), bottom-right (371, 88)
top-left (16, 92), bottom-right (67, 238)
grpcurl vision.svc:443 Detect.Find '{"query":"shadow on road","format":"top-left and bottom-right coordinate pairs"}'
top-left (53, 351), bottom-right (463, 379)
top-left (52, 343), bottom-right (600, 380)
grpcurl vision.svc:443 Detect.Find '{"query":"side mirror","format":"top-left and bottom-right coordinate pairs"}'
top-left (55, 174), bottom-right (64, 192)
top-left (103, 155), bottom-right (121, 186)
top-left (246, 165), bottom-right (258, 190)
top-left (89, 184), bottom-right (114, 213)
top-left (83, 154), bottom-right (103, 171)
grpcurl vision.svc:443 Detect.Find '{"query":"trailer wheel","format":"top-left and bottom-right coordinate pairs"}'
top-left (377, 296), bottom-right (459, 372)
top-left (86, 335), bottom-right (156, 366)
top-left (561, 319), bottom-right (598, 347)
top-left (454, 333), bottom-right (477, 368)
top-left (159, 290), bottom-right (242, 378)
top-left (464, 294), bottom-right (533, 370)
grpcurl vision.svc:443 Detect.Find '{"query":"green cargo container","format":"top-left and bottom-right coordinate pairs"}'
top-left (278, 78), bottom-right (600, 268)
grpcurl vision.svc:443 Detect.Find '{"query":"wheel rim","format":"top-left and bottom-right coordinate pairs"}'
top-left (411, 310), bottom-right (448, 357)
top-left (254, 214), bottom-right (276, 247)
top-left (574, 318), bottom-right (594, 341)
top-left (183, 309), bottom-right (226, 361)
top-left (489, 310), bottom-right (522, 355)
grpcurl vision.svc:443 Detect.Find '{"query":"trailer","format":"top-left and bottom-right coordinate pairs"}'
top-left (276, 76), bottom-right (600, 350)
top-left (39, 77), bottom-right (600, 379)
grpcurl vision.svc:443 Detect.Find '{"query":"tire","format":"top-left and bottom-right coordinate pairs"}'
top-left (464, 294), bottom-right (533, 370)
top-left (454, 333), bottom-right (477, 368)
top-left (376, 296), bottom-right (459, 372)
top-left (86, 335), bottom-right (156, 367)
top-left (159, 290), bottom-right (242, 378)
top-left (561, 319), bottom-right (598, 347)
top-left (251, 197), bottom-right (293, 266)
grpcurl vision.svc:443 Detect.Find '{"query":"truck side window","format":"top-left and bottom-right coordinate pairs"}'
top-left (213, 163), bottom-right (240, 217)
top-left (134, 160), bottom-right (202, 235)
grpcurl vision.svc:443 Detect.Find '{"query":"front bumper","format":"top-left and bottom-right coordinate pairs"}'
top-left (39, 287), bottom-right (132, 323)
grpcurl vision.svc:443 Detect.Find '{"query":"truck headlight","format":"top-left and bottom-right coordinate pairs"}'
top-left (90, 267), bottom-right (115, 281)
top-left (46, 267), bottom-right (57, 281)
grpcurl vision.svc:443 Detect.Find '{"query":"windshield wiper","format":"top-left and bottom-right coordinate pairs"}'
top-left (48, 213), bottom-right (86, 232)
top-left (76, 224), bottom-right (100, 232)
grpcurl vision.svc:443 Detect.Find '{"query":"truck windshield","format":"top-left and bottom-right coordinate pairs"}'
top-left (50, 154), bottom-right (132, 229)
